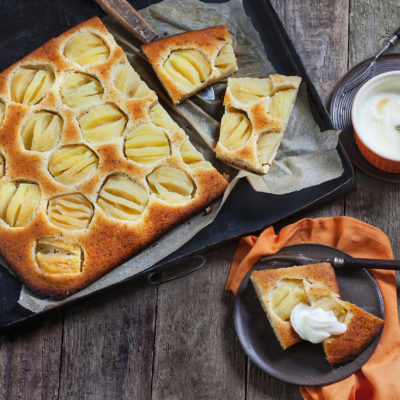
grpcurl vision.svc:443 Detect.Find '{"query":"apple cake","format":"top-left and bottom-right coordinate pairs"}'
top-left (141, 26), bottom-right (238, 104)
top-left (0, 17), bottom-right (228, 299)
top-left (303, 280), bottom-right (384, 366)
top-left (215, 75), bottom-right (301, 174)
top-left (251, 264), bottom-right (384, 365)
top-left (251, 263), bottom-right (339, 349)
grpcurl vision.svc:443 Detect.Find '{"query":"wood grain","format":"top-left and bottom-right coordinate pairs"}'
top-left (151, 244), bottom-right (246, 400)
top-left (346, 0), bottom-right (400, 305)
top-left (57, 279), bottom-right (156, 400)
top-left (349, 0), bottom-right (400, 67)
top-left (271, 0), bottom-right (348, 222)
top-left (272, 0), bottom-right (349, 104)
top-left (0, 316), bottom-right (63, 400)
top-left (247, 366), bottom-right (302, 400)
top-left (245, 1), bottom-right (349, 398)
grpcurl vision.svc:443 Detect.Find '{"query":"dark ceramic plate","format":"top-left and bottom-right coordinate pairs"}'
top-left (330, 54), bottom-right (400, 183)
top-left (233, 243), bottom-right (384, 386)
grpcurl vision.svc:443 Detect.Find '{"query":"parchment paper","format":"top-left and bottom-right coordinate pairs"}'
top-left (18, 0), bottom-right (343, 312)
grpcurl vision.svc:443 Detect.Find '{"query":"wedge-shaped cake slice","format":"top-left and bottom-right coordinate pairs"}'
top-left (303, 281), bottom-right (384, 366)
top-left (141, 26), bottom-right (238, 104)
top-left (215, 75), bottom-right (301, 174)
top-left (250, 263), bottom-right (339, 349)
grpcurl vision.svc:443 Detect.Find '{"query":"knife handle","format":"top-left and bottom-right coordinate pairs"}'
top-left (95, 0), bottom-right (158, 43)
top-left (331, 257), bottom-right (400, 270)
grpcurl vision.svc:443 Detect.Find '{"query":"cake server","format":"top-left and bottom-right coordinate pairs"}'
top-left (95, 0), bottom-right (158, 43)
top-left (260, 253), bottom-right (400, 270)
top-left (94, 0), bottom-right (216, 100)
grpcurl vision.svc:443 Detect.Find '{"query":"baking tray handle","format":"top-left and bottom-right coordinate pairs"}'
top-left (147, 254), bottom-right (206, 285)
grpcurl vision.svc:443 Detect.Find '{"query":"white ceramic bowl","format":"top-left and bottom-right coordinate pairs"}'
top-left (351, 71), bottom-right (400, 173)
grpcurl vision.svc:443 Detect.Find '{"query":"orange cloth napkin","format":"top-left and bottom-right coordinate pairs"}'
top-left (226, 217), bottom-right (400, 400)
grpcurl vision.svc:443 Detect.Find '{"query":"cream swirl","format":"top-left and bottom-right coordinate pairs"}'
top-left (290, 303), bottom-right (347, 343)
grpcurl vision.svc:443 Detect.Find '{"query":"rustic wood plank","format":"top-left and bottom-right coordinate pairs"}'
top-left (271, 0), bottom-right (349, 221)
top-left (247, 365), bottom-right (303, 400)
top-left (272, 0), bottom-right (349, 104)
top-left (348, 0), bottom-right (400, 67)
top-left (58, 279), bottom-right (156, 400)
top-left (246, 1), bottom-right (349, 398)
top-left (151, 244), bottom-right (246, 400)
top-left (0, 315), bottom-right (63, 400)
top-left (347, 0), bottom-right (400, 295)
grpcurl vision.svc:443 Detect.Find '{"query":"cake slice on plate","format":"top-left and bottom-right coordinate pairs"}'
top-left (250, 263), bottom-right (339, 349)
top-left (251, 263), bottom-right (384, 366)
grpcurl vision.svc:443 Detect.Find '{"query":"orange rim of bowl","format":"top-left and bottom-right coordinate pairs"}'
top-left (353, 128), bottom-right (400, 173)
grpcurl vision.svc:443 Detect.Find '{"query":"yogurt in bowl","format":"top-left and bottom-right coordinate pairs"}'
top-left (352, 71), bottom-right (400, 173)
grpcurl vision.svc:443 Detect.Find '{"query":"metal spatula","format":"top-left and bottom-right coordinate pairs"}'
top-left (94, 0), bottom-right (216, 100)
top-left (95, 0), bottom-right (158, 43)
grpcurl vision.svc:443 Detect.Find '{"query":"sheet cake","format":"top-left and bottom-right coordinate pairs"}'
top-left (0, 17), bottom-right (227, 299)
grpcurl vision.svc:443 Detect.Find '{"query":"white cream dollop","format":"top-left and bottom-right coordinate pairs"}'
top-left (290, 303), bottom-right (347, 344)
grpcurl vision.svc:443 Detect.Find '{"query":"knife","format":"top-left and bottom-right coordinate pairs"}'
top-left (94, 0), bottom-right (216, 100)
top-left (259, 253), bottom-right (400, 270)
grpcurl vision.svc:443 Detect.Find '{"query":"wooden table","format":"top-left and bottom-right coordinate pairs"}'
top-left (1, 1), bottom-right (399, 399)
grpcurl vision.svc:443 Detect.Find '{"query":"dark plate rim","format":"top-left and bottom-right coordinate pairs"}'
top-left (233, 243), bottom-right (384, 386)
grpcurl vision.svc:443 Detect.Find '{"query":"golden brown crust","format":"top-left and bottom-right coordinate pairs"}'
top-left (303, 280), bottom-right (384, 366)
top-left (323, 304), bottom-right (384, 366)
top-left (251, 263), bottom-right (339, 349)
top-left (141, 26), bottom-right (238, 104)
top-left (0, 17), bottom-right (228, 299)
top-left (216, 75), bottom-right (301, 174)
top-left (251, 263), bottom-right (339, 294)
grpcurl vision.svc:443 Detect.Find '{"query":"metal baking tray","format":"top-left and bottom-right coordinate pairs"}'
top-left (0, 0), bottom-right (353, 330)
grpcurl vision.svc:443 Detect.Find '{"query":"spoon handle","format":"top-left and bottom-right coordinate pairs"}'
top-left (330, 257), bottom-right (400, 270)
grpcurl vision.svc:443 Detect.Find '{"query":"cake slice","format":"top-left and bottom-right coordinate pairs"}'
top-left (141, 26), bottom-right (238, 104)
top-left (215, 75), bottom-right (301, 174)
top-left (303, 281), bottom-right (384, 366)
top-left (250, 263), bottom-right (339, 349)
